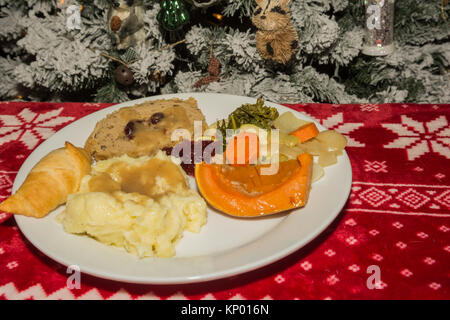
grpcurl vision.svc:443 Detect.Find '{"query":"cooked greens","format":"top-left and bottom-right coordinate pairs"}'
top-left (216, 98), bottom-right (279, 139)
top-left (215, 98), bottom-right (279, 151)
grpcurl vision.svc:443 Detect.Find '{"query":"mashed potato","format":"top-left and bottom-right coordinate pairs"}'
top-left (61, 151), bottom-right (207, 258)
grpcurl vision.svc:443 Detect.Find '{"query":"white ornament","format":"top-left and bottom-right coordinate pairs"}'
top-left (362, 0), bottom-right (395, 56)
top-left (66, 4), bottom-right (82, 31)
top-left (366, 0), bottom-right (385, 30)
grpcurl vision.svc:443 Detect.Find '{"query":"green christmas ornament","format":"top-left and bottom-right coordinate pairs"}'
top-left (157, 0), bottom-right (190, 31)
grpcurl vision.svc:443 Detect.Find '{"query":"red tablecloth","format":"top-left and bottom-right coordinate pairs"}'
top-left (0, 101), bottom-right (448, 300)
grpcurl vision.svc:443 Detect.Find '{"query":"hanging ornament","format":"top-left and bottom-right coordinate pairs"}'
top-left (442, 0), bottom-right (449, 20)
top-left (58, 0), bottom-right (83, 31)
top-left (194, 46), bottom-right (221, 88)
top-left (362, 0), bottom-right (395, 56)
top-left (252, 0), bottom-right (299, 65)
top-left (114, 64), bottom-right (134, 86)
top-left (151, 70), bottom-right (166, 83)
top-left (157, 0), bottom-right (190, 31)
top-left (107, 0), bottom-right (146, 50)
top-left (110, 15), bottom-right (122, 32)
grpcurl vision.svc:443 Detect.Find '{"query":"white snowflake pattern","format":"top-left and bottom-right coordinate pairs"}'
top-left (0, 171), bottom-right (17, 197)
top-left (429, 282), bottom-right (441, 290)
top-left (345, 218), bottom-right (357, 226)
top-left (0, 174), bottom-right (12, 190)
top-left (274, 275), bottom-right (285, 284)
top-left (360, 104), bottom-right (379, 112)
top-left (416, 232), bottom-right (429, 239)
top-left (6, 261), bottom-right (18, 269)
top-left (435, 190), bottom-right (450, 210)
top-left (359, 187), bottom-right (392, 207)
top-left (392, 222), bottom-right (403, 229)
top-left (347, 264), bottom-right (360, 272)
top-left (374, 281), bottom-right (388, 289)
top-left (382, 115), bottom-right (450, 161)
top-left (321, 112), bottom-right (365, 147)
top-left (371, 253), bottom-right (383, 261)
top-left (364, 160), bottom-right (388, 173)
top-left (0, 108), bottom-right (74, 150)
top-left (435, 173), bottom-right (446, 180)
top-left (300, 261), bottom-right (312, 271)
top-left (326, 274), bottom-right (339, 286)
top-left (345, 236), bottom-right (358, 245)
top-left (396, 241), bottom-right (407, 249)
top-left (400, 269), bottom-right (413, 277)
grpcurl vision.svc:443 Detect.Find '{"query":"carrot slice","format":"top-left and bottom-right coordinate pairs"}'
top-left (289, 122), bottom-right (319, 143)
top-left (225, 132), bottom-right (259, 165)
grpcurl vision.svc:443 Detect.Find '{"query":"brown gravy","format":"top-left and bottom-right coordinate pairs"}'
top-left (88, 158), bottom-right (188, 198)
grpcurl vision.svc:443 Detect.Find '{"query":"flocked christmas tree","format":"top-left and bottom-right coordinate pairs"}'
top-left (0, 0), bottom-right (449, 104)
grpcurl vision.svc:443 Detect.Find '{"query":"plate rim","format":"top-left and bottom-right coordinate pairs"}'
top-left (14, 92), bottom-right (352, 284)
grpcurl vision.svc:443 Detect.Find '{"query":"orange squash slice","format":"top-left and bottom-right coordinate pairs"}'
top-left (225, 131), bottom-right (260, 165)
top-left (195, 153), bottom-right (313, 217)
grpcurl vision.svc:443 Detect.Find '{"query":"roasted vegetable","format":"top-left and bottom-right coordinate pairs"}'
top-left (290, 122), bottom-right (319, 143)
top-left (273, 111), bottom-right (310, 133)
top-left (195, 153), bottom-right (313, 217)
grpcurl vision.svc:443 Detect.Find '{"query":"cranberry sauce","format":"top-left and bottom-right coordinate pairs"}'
top-left (162, 140), bottom-right (222, 177)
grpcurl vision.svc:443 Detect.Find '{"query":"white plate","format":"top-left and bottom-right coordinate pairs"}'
top-left (14, 93), bottom-right (352, 284)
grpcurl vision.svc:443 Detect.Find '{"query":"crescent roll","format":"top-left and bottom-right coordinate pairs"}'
top-left (0, 142), bottom-right (91, 218)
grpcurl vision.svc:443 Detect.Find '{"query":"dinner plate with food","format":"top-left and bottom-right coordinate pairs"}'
top-left (0, 93), bottom-right (352, 284)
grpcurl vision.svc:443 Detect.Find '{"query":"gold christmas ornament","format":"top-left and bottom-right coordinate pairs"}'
top-left (252, 0), bottom-right (299, 65)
